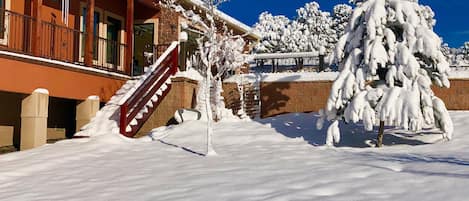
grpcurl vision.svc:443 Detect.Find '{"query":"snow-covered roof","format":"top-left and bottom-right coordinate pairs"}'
top-left (182, 0), bottom-right (261, 40)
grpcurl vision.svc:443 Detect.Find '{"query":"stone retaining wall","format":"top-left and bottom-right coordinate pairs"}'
top-left (136, 77), bottom-right (198, 137)
top-left (223, 79), bottom-right (469, 118)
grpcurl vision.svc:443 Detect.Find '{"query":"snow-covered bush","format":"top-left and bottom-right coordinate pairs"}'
top-left (253, 12), bottom-right (290, 53)
top-left (317, 0), bottom-right (453, 147)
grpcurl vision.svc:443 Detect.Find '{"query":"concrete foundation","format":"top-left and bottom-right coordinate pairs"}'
top-left (20, 89), bottom-right (49, 150)
top-left (76, 96), bottom-right (100, 132)
top-left (0, 126), bottom-right (14, 147)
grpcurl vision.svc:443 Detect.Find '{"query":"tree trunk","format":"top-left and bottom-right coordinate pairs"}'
top-left (377, 121), bottom-right (385, 147)
top-left (319, 55), bottom-right (325, 72)
top-left (205, 64), bottom-right (216, 156)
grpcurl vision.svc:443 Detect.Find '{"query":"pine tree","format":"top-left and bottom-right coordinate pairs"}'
top-left (332, 4), bottom-right (353, 40)
top-left (317, 0), bottom-right (453, 147)
top-left (253, 12), bottom-right (290, 53)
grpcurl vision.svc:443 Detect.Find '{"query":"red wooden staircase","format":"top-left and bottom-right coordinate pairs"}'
top-left (119, 42), bottom-right (179, 137)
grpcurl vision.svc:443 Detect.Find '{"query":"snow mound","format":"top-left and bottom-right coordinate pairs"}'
top-left (2, 112), bottom-right (468, 200)
top-left (75, 79), bottom-right (141, 138)
top-left (224, 72), bottom-right (339, 83)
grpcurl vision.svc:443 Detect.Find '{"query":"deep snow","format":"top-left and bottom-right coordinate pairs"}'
top-left (1, 112), bottom-right (469, 200)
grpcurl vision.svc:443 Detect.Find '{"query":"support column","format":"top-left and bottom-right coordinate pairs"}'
top-left (20, 89), bottom-right (49, 150)
top-left (125, 0), bottom-right (134, 75)
top-left (75, 96), bottom-right (100, 132)
top-left (30, 0), bottom-right (42, 56)
top-left (84, 0), bottom-right (95, 67)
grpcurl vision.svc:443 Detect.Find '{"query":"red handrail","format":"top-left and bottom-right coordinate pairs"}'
top-left (119, 43), bottom-right (179, 137)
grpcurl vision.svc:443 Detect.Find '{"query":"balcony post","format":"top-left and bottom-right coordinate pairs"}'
top-left (125, 0), bottom-right (134, 75)
top-left (84, 0), bottom-right (95, 67)
top-left (30, 0), bottom-right (42, 56)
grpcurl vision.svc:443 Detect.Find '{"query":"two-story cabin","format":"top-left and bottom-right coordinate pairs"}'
top-left (0, 0), bottom-right (259, 151)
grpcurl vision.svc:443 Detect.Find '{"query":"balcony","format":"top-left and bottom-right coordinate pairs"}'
top-left (0, 8), bottom-right (127, 75)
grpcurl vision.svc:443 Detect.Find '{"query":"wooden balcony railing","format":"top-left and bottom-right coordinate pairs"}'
top-left (0, 8), bottom-right (128, 75)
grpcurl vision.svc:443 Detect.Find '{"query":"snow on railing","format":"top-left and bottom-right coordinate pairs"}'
top-left (119, 42), bottom-right (179, 137)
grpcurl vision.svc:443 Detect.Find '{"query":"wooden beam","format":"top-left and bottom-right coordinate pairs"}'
top-left (84, 0), bottom-right (95, 67)
top-left (125, 0), bottom-right (134, 75)
top-left (30, 0), bottom-right (42, 56)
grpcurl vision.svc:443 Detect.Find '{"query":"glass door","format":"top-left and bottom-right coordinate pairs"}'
top-left (133, 23), bottom-right (154, 76)
top-left (106, 16), bottom-right (121, 67)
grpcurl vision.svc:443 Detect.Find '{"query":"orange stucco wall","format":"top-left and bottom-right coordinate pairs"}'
top-left (0, 55), bottom-right (126, 101)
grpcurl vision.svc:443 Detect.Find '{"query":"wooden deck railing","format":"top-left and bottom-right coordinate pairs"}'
top-left (0, 8), bottom-right (127, 74)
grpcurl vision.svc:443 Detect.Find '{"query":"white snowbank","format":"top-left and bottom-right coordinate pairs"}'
top-left (225, 69), bottom-right (469, 84)
top-left (448, 68), bottom-right (469, 79)
top-left (174, 67), bottom-right (204, 81)
top-left (224, 72), bottom-right (340, 83)
top-left (1, 111), bottom-right (468, 200)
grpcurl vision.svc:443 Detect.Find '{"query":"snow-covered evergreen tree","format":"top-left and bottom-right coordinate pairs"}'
top-left (253, 12), bottom-right (290, 53)
top-left (462, 42), bottom-right (469, 61)
top-left (332, 4), bottom-right (353, 39)
top-left (317, 0), bottom-right (453, 147)
top-left (283, 20), bottom-right (309, 53)
top-left (288, 2), bottom-right (336, 54)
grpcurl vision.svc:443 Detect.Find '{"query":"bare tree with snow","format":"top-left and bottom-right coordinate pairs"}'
top-left (317, 0), bottom-right (453, 147)
top-left (162, 0), bottom-right (249, 156)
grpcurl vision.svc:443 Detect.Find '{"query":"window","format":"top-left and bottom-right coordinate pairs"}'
top-left (0, 0), bottom-right (5, 40)
top-left (106, 16), bottom-right (121, 65)
top-left (81, 8), bottom-right (100, 60)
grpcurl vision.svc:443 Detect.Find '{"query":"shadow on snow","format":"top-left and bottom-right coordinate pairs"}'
top-left (255, 112), bottom-right (434, 148)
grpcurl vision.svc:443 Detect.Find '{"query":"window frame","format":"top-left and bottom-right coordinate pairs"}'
top-left (79, 2), bottom-right (104, 65)
top-left (103, 11), bottom-right (125, 71)
top-left (0, 0), bottom-right (11, 46)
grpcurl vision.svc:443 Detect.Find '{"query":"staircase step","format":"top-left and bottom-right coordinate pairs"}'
top-left (126, 125), bottom-right (132, 132)
top-left (130, 119), bottom-right (138, 126)
top-left (146, 101), bottom-right (154, 108)
top-left (156, 89), bottom-right (163, 96)
top-left (135, 112), bottom-right (143, 120)
top-left (151, 95), bottom-right (158, 102)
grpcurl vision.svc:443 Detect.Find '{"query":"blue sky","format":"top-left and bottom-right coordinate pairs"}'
top-left (218, 0), bottom-right (469, 48)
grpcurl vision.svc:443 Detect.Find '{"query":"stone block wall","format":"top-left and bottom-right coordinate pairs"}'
top-left (136, 77), bottom-right (198, 137)
top-left (223, 79), bottom-right (469, 119)
top-left (433, 79), bottom-right (469, 110)
top-left (259, 81), bottom-right (332, 118)
top-left (158, 7), bottom-right (179, 45)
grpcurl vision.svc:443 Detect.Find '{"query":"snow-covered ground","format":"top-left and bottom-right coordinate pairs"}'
top-left (1, 111), bottom-right (469, 200)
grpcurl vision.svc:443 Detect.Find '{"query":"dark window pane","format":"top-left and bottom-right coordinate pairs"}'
top-left (81, 8), bottom-right (99, 59)
top-left (106, 17), bottom-right (121, 65)
top-left (0, 0), bottom-right (5, 39)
